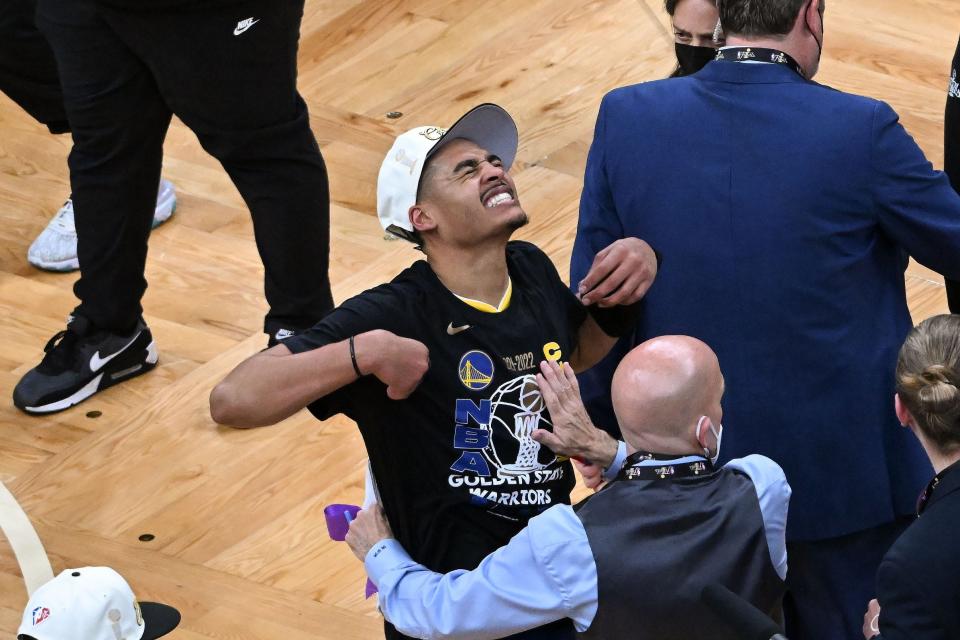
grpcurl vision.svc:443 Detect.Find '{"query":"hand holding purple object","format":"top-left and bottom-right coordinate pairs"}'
top-left (324, 504), bottom-right (361, 541)
top-left (324, 503), bottom-right (378, 598)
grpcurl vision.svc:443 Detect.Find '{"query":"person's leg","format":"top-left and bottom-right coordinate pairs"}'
top-left (0, 1), bottom-right (177, 273)
top-left (945, 35), bottom-right (960, 315)
top-left (36, 0), bottom-right (171, 332)
top-left (13, 0), bottom-right (169, 414)
top-left (783, 518), bottom-right (911, 640)
top-left (202, 87), bottom-right (333, 340)
top-left (103, 0), bottom-right (333, 342)
top-left (0, 0), bottom-right (68, 133)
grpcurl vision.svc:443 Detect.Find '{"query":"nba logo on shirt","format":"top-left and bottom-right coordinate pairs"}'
top-left (32, 607), bottom-right (50, 626)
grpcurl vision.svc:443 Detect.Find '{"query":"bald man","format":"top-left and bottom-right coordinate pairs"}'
top-left (345, 337), bottom-right (792, 640)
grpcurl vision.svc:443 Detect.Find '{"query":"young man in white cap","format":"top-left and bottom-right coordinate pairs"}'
top-left (17, 566), bottom-right (180, 640)
top-left (210, 103), bottom-right (658, 639)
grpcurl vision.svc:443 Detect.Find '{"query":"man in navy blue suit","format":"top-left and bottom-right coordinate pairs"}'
top-left (572, 0), bottom-right (960, 638)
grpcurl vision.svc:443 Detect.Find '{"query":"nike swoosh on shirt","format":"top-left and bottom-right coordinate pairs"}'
top-left (89, 331), bottom-right (141, 372)
top-left (447, 323), bottom-right (472, 335)
top-left (233, 18), bottom-right (260, 36)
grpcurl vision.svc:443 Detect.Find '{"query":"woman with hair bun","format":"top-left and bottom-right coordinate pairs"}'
top-left (863, 314), bottom-right (960, 640)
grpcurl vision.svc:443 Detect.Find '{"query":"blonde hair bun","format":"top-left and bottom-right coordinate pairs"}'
top-left (917, 365), bottom-right (960, 413)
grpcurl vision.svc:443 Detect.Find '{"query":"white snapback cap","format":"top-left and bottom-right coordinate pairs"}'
top-left (17, 567), bottom-right (180, 640)
top-left (377, 103), bottom-right (519, 242)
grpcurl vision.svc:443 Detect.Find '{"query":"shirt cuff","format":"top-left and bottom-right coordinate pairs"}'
top-left (601, 441), bottom-right (628, 482)
top-left (365, 538), bottom-right (412, 585)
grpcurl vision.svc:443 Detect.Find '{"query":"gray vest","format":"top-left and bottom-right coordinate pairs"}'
top-left (575, 468), bottom-right (784, 640)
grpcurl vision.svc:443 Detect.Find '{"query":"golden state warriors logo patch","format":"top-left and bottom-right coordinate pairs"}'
top-left (459, 350), bottom-right (494, 391)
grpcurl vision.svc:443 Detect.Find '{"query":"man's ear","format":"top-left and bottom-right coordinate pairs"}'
top-left (695, 416), bottom-right (712, 450)
top-left (409, 204), bottom-right (437, 234)
top-left (806, 0), bottom-right (823, 25)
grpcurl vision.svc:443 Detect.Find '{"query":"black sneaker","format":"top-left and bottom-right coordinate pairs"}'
top-left (13, 316), bottom-right (158, 414)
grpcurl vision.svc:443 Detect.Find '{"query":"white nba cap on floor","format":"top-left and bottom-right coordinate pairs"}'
top-left (377, 103), bottom-right (519, 242)
top-left (17, 567), bottom-right (181, 640)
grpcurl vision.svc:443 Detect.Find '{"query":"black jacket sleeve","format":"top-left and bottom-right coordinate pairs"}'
top-left (283, 283), bottom-right (412, 420)
top-left (875, 555), bottom-right (949, 640)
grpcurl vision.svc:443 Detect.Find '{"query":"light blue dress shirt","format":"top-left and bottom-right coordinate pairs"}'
top-left (601, 440), bottom-right (628, 482)
top-left (365, 454), bottom-right (791, 640)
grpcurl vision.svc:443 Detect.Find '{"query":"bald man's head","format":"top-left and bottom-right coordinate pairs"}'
top-left (611, 336), bottom-right (724, 455)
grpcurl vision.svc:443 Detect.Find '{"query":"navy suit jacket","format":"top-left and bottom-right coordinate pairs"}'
top-left (572, 60), bottom-right (960, 540)
top-left (876, 464), bottom-right (960, 640)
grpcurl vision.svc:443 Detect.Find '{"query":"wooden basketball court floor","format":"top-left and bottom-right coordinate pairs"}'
top-left (0, 0), bottom-right (957, 636)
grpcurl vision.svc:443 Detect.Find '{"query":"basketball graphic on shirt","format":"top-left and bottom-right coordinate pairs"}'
top-left (485, 374), bottom-right (556, 475)
top-left (518, 377), bottom-right (546, 413)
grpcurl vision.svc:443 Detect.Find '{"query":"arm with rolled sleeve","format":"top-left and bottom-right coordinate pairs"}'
top-left (725, 455), bottom-right (792, 580)
top-left (365, 505), bottom-right (598, 640)
top-left (872, 101), bottom-right (960, 280)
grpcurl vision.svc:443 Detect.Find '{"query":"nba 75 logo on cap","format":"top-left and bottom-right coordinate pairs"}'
top-left (31, 606), bottom-right (50, 626)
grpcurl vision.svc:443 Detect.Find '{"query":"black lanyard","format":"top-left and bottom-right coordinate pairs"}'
top-left (715, 47), bottom-right (806, 79)
top-left (617, 451), bottom-right (715, 481)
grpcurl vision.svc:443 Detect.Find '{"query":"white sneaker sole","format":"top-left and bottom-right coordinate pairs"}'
top-left (25, 373), bottom-right (104, 414)
top-left (28, 181), bottom-right (177, 272)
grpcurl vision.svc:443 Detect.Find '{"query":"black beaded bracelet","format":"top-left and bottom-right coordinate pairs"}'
top-left (349, 335), bottom-right (363, 377)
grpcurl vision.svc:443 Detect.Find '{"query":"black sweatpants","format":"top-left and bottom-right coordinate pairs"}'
top-left (0, 0), bottom-right (68, 133)
top-left (945, 35), bottom-right (960, 313)
top-left (36, 0), bottom-right (333, 336)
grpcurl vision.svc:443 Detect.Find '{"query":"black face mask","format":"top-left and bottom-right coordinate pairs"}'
top-left (674, 42), bottom-right (716, 76)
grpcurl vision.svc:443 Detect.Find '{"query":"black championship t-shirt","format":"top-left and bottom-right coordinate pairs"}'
top-left (285, 241), bottom-right (586, 574)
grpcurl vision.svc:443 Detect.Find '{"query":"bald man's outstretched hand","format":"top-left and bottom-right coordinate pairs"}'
top-left (533, 360), bottom-right (620, 471)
